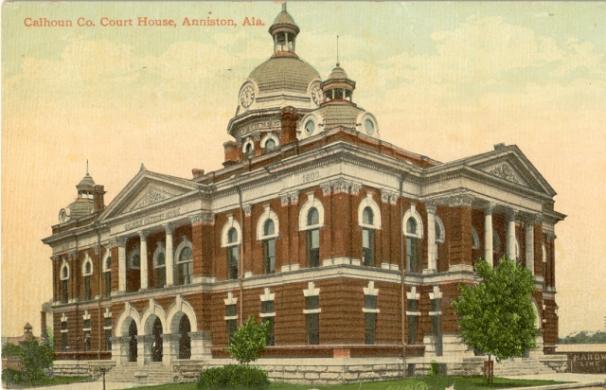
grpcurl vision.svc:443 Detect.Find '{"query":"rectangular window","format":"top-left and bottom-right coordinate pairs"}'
top-left (104, 329), bottom-right (112, 351)
top-left (61, 280), bottom-right (68, 303)
top-left (104, 317), bottom-right (112, 328)
top-left (305, 296), bottom-right (319, 310)
top-left (407, 299), bottom-right (418, 312)
top-left (103, 272), bottom-right (111, 297)
top-left (261, 300), bottom-right (274, 314)
top-left (407, 315), bottom-right (418, 344)
top-left (263, 239), bottom-right (276, 274)
top-left (61, 332), bottom-right (68, 352)
top-left (364, 313), bottom-right (377, 344)
top-left (227, 247), bottom-right (239, 279)
top-left (431, 298), bottom-right (441, 312)
top-left (83, 330), bottom-right (91, 351)
top-left (84, 276), bottom-right (91, 300)
top-left (306, 313), bottom-right (319, 345)
top-left (307, 229), bottom-right (320, 267)
top-left (406, 237), bottom-right (421, 273)
top-left (83, 319), bottom-right (91, 329)
top-left (364, 295), bottom-right (377, 310)
top-left (264, 318), bottom-right (275, 346)
top-left (362, 229), bottom-right (374, 266)
top-left (226, 319), bottom-right (237, 343)
top-left (225, 304), bottom-right (237, 317)
top-left (432, 315), bottom-right (443, 356)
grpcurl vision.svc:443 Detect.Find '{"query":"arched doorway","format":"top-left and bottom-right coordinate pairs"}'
top-left (178, 315), bottom-right (191, 359)
top-left (128, 320), bottom-right (138, 362)
top-left (151, 317), bottom-right (163, 362)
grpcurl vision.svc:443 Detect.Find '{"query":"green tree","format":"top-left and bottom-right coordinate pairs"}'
top-left (2, 339), bottom-right (54, 385)
top-left (227, 316), bottom-right (269, 365)
top-left (453, 258), bottom-right (537, 384)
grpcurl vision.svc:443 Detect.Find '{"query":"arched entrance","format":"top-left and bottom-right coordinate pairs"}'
top-left (128, 320), bottom-right (138, 362)
top-left (151, 317), bottom-right (163, 362)
top-left (178, 315), bottom-right (191, 359)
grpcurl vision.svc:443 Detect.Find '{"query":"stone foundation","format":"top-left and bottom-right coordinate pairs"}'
top-left (52, 360), bottom-right (115, 377)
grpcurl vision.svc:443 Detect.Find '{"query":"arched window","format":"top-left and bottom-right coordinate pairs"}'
top-left (153, 244), bottom-right (166, 288)
top-left (176, 243), bottom-right (193, 285)
top-left (242, 140), bottom-right (254, 159)
top-left (82, 256), bottom-right (93, 301)
top-left (435, 217), bottom-right (445, 244)
top-left (226, 227), bottom-right (239, 280)
top-left (362, 207), bottom-right (375, 266)
top-left (493, 231), bottom-right (502, 264)
top-left (403, 208), bottom-right (423, 274)
top-left (178, 315), bottom-right (191, 359)
top-left (306, 208), bottom-right (320, 267)
top-left (103, 253), bottom-right (112, 298)
top-left (264, 138), bottom-right (277, 152)
top-left (60, 261), bottom-right (69, 303)
top-left (262, 219), bottom-right (276, 274)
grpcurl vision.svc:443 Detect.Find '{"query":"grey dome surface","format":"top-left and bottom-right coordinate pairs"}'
top-left (249, 56), bottom-right (320, 94)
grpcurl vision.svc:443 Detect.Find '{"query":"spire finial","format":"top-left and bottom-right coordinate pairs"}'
top-left (86, 159), bottom-right (89, 175)
top-left (282, 1), bottom-right (287, 12)
top-left (336, 35), bottom-right (340, 66)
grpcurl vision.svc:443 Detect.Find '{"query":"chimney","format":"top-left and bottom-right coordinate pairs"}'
top-left (279, 106), bottom-right (300, 145)
top-left (93, 184), bottom-right (105, 212)
top-left (223, 141), bottom-right (239, 167)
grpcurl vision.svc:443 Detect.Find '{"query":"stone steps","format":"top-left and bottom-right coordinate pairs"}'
top-left (105, 363), bottom-right (179, 384)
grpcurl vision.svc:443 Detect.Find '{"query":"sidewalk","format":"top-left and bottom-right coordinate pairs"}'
top-left (501, 373), bottom-right (606, 390)
top-left (28, 380), bottom-right (141, 390)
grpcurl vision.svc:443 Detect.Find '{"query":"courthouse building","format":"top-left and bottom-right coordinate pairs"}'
top-left (43, 4), bottom-right (566, 380)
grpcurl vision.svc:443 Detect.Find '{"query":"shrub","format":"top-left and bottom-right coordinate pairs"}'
top-left (197, 365), bottom-right (269, 390)
top-left (428, 360), bottom-right (440, 376)
top-left (227, 316), bottom-right (269, 364)
top-left (1, 339), bottom-right (54, 386)
top-left (2, 368), bottom-right (23, 385)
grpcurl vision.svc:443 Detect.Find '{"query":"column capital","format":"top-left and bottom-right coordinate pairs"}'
top-left (243, 204), bottom-right (252, 217)
top-left (163, 222), bottom-right (174, 234)
top-left (321, 182), bottom-right (332, 197)
top-left (425, 201), bottom-right (437, 214)
top-left (505, 207), bottom-right (519, 221)
top-left (484, 202), bottom-right (496, 214)
top-left (138, 230), bottom-right (149, 240)
top-left (447, 193), bottom-right (474, 207)
top-left (521, 212), bottom-right (542, 225)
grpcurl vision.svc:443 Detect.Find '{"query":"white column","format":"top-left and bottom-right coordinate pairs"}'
top-left (484, 204), bottom-right (494, 267)
top-left (117, 238), bottom-right (127, 292)
top-left (425, 204), bottom-right (437, 273)
top-left (139, 231), bottom-right (148, 290)
top-left (525, 216), bottom-right (535, 275)
top-left (506, 209), bottom-right (517, 260)
top-left (164, 224), bottom-right (174, 287)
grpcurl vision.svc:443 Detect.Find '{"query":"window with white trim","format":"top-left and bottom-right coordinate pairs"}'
top-left (60, 314), bottom-right (69, 351)
top-left (128, 247), bottom-right (140, 270)
top-left (82, 255), bottom-right (93, 301)
top-left (303, 282), bottom-right (320, 345)
top-left (103, 308), bottom-right (112, 351)
top-left (60, 261), bottom-right (69, 303)
top-left (306, 208), bottom-right (320, 267)
top-left (102, 252), bottom-right (111, 298)
top-left (226, 228), bottom-right (239, 279)
top-left (406, 287), bottom-right (420, 344)
top-left (361, 207), bottom-right (375, 266)
top-left (405, 217), bottom-right (422, 273)
top-left (258, 209), bottom-right (279, 274)
top-left (224, 292), bottom-right (238, 343)
top-left (363, 281), bottom-right (379, 345)
top-left (82, 311), bottom-right (91, 352)
top-left (471, 227), bottom-right (480, 250)
top-left (176, 241), bottom-right (193, 285)
top-left (153, 243), bottom-right (166, 288)
top-left (260, 288), bottom-right (275, 346)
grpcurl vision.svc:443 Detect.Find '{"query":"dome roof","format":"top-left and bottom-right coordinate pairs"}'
top-left (76, 173), bottom-right (95, 192)
top-left (249, 56), bottom-right (320, 94)
top-left (328, 64), bottom-right (348, 80)
top-left (269, 4), bottom-right (299, 35)
top-left (273, 9), bottom-right (297, 27)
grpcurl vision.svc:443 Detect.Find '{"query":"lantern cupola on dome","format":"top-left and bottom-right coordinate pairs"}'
top-left (269, 3), bottom-right (300, 57)
top-left (321, 62), bottom-right (356, 105)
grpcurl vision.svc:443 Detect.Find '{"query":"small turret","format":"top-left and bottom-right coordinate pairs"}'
top-left (269, 3), bottom-right (299, 57)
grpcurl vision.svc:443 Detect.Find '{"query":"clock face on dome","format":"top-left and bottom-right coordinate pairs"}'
top-left (240, 85), bottom-right (255, 109)
top-left (311, 84), bottom-right (323, 106)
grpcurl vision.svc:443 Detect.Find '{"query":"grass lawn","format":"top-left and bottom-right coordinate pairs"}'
top-left (129, 375), bottom-right (565, 390)
top-left (2, 375), bottom-right (93, 388)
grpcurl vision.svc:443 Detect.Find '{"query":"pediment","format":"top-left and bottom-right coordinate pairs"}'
top-left (481, 161), bottom-right (528, 187)
top-left (99, 168), bottom-right (198, 221)
top-left (465, 146), bottom-right (556, 196)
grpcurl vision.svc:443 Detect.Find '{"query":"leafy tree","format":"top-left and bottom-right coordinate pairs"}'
top-left (1, 339), bottom-right (54, 385)
top-left (227, 316), bottom-right (269, 365)
top-left (453, 258), bottom-right (537, 383)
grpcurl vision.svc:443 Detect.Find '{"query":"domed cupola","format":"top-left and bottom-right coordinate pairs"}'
top-left (58, 166), bottom-right (105, 223)
top-left (227, 3), bottom-right (322, 145)
top-left (269, 3), bottom-right (300, 58)
top-left (297, 61), bottom-right (380, 140)
top-left (321, 63), bottom-right (356, 104)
